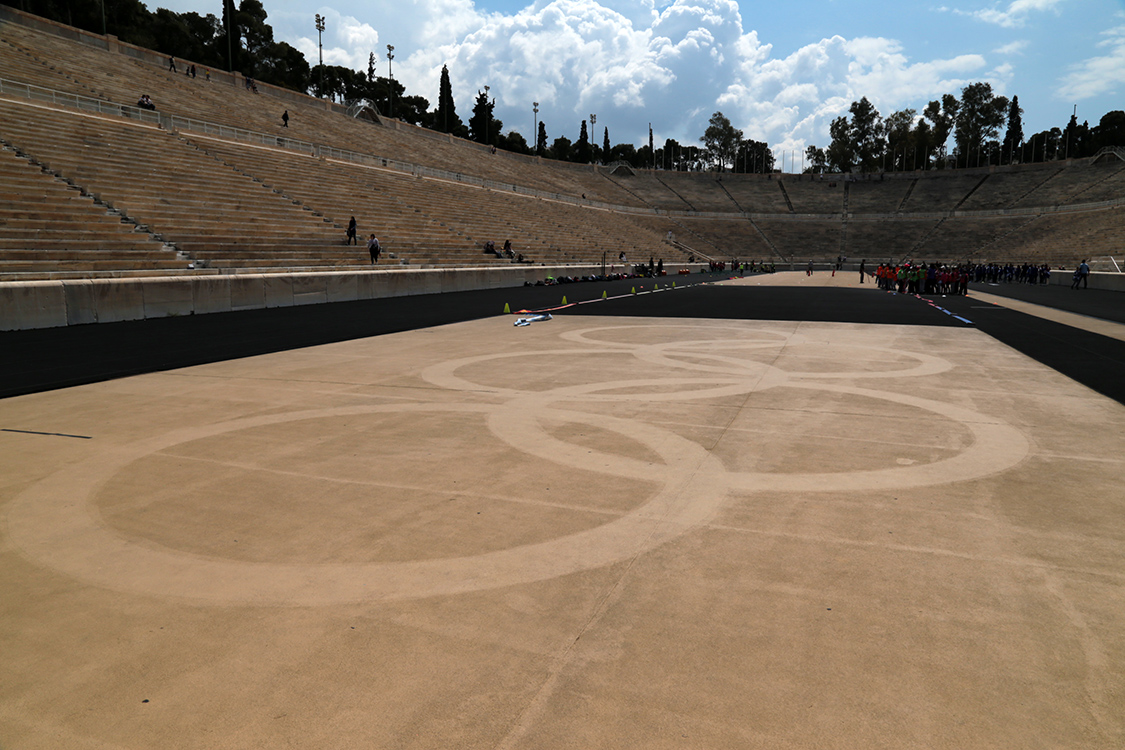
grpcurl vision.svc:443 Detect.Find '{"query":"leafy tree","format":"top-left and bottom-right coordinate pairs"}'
top-left (883, 109), bottom-right (916, 171)
top-left (500, 130), bottom-right (531, 154)
top-left (953, 82), bottom-right (1008, 167)
top-left (1061, 113), bottom-right (1091, 159)
top-left (536, 121), bottom-right (548, 155)
top-left (574, 119), bottom-right (591, 163)
top-left (849, 98), bottom-right (885, 171)
top-left (1023, 128), bottom-right (1062, 163)
top-left (236, 0), bottom-right (270, 62)
top-left (549, 136), bottom-right (573, 162)
top-left (358, 74), bottom-right (426, 124)
top-left (735, 139), bottom-right (772, 173)
top-left (256, 41), bottom-right (309, 91)
top-left (700, 111), bottom-right (742, 171)
top-left (609, 142), bottom-right (638, 165)
top-left (469, 89), bottom-right (501, 145)
top-left (826, 115), bottom-right (853, 173)
top-left (1093, 111), bottom-right (1125, 150)
top-left (911, 117), bottom-right (935, 170)
top-left (659, 138), bottom-right (681, 170)
top-left (804, 145), bottom-right (827, 174)
top-left (311, 64), bottom-right (366, 102)
top-left (150, 9), bottom-right (222, 68)
top-left (635, 143), bottom-right (654, 170)
top-left (923, 94), bottom-right (958, 166)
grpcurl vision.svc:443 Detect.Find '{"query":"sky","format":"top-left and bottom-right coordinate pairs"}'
top-left (152, 0), bottom-right (1125, 158)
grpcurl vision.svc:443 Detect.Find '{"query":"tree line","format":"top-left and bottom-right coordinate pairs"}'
top-left (11, 1), bottom-right (1125, 172)
top-left (804, 82), bottom-right (1125, 173)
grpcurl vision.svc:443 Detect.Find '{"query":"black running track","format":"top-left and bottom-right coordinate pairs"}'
top-left (2, 272), bottom-right (1123, 405)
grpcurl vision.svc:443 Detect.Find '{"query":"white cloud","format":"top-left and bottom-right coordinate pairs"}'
top-left (1057, 24), bottom-right (1125, 101)
top-left (718, 34), bottom-right (988, 151)
top-left (951, 0), bottom-right (1064, 28)
top-left (994, 40), bottom-right (1028, 55)
top-left (291, 9), bottom-right (380, 70)
top-left (277, 0), bottom-right (1002, 153)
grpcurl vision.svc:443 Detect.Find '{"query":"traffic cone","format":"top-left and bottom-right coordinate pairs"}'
top-left (602, 290), bottom-right (607, 299)
top-left (561, 296), bottom-right (567, 305)
top-left (503, 302), bottom-right (510, 314)
top-left (631, 286), bottom-right (636, 294)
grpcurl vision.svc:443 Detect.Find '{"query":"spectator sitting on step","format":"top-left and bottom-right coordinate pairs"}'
top-left (503, 239), bottom-right (514, 259)
top-left (136, 94), bottom-right (156, 111)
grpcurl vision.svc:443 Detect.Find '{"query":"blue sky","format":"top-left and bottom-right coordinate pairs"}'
top-left (153, 0), bottom-right (1125, 156)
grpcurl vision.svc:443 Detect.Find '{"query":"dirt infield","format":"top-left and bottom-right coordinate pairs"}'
top-left (2, 306), bottom-right (1123, 748)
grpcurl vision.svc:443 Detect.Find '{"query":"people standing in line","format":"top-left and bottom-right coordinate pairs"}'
top-left (367, 234), bottom-right (381, 264)
top-left (346, 217), bottom-right (358, 245)
top-left (282, 110), bottom-right (289, 128)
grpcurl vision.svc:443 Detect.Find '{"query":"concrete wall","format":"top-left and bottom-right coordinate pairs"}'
top-left (0, 265), bottom-right (685, 331)
top-left (1047, 270), bottom-right (1125, 292)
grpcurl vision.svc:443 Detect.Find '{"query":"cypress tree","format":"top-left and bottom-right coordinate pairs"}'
top-left (575, 119), bottom-right (591, 163)
top-left (1003, 96), bottom-right (1023, 164)
top-left (434, 65), bottom-right (464, 135)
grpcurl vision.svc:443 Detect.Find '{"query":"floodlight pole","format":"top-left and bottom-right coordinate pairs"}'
top-left (315, 14), bottom-right (325, 97)
top-left (387, 45), bottom-right (395, 119)
top-left (590, 113), bottom-right (596, 163)
top-left (533, 102), bottom-right (539, 154)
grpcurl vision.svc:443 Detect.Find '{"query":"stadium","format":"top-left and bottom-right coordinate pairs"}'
top-left (1, 5), bottom-right (1124, 749)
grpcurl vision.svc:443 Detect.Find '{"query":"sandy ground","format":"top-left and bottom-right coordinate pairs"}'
top-left (2, 308), bottom-right (1124, 749)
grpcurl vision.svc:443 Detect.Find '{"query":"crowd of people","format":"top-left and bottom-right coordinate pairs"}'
top-left (873, 262), bottom-right (972, 295)
top-left (869, 260), bottom-right (1064, 295)
top-left (709, 259), bottom-right (776, 274)
top-left (969, 262), bottom-right (1053, 285)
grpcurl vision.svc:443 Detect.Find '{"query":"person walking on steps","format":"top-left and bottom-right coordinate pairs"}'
top-left (282, 110), bottom-right (289, 128)
top-left (367, 235), bottom-right (381, 265)
top-left (168, 56), bottom-right (177, 73)
top-left (346, 217), bottom-right (358, 246)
